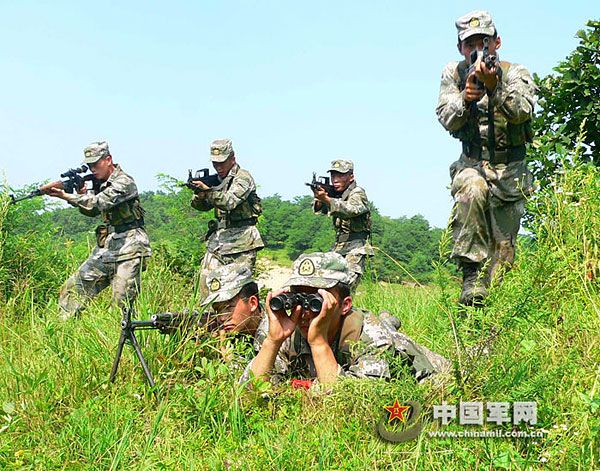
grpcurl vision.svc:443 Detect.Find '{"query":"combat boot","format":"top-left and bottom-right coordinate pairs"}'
top-left (459, 262), bottom-right (488, 307)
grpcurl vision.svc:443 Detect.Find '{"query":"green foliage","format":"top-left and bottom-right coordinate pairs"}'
top-left (531, 20), bottom-right (600, 187)
top-left (0, 160), bottom-right (598, 469)
top-left (371, 213), bottom-right (443, 283)
top-left (6, 187), bottom-right (444, 283)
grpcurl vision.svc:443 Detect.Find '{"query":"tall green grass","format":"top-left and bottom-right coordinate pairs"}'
top-left (0, 161), bottom-right (598, 469)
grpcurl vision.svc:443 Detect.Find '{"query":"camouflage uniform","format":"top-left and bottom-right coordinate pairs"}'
top-left (240, 252), bottom-right (449, 384)
top-left (436, 11), bottom-right (535, 299)
top-left (314, 160), bottom-right (373, 288)
top-left (191, 139), bottom-right (264, 295)
top-left (59, 141), bottom-right (151, 319)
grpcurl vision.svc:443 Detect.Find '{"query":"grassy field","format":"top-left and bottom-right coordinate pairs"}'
top-left (0, 163), bottom-right (598, 469)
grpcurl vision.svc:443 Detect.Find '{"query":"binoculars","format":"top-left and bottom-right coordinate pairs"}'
top-left (269, 293), bottom-right (323, 313)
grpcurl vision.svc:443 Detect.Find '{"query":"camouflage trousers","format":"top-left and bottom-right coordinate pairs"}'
top-left (199, 249), bottom-right (257, 297)
top-left (333, 238), bottom-right (374, 290)
top-left (449, 156), bottom-right (531, 282)
top-left (59, 250), bottom-right (145, 320)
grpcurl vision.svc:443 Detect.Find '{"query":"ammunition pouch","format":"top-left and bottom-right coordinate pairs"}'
top-left (95, 224), bottom-right (109, 248)
top-left (205, 219), bottom-right (218, 241)
top-left (462, 143), bottom-right (526, 165)
top-left (336, 231), bottom-right (370, 243)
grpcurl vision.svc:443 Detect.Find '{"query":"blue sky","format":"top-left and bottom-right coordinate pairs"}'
top-left (0, 1), bottom-right (595, 227)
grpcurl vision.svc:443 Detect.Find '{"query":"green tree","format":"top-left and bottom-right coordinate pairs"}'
top-left (531, 20), bottom-right (600, 187)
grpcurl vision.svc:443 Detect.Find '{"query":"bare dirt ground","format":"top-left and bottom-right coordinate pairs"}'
top-left (255, 258), bottom-right (293, 292)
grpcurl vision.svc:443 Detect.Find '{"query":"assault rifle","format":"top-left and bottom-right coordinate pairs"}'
top-left (9, 165), bottom-right (99, 204)
top-left (109, 308), bottom-right (213, 388)
top-left (467, 37), bottom-right (500, 162)
top-left (305, 172), bottom-right (340, 197)
top-left (181, 168), bottom-right (222, 194)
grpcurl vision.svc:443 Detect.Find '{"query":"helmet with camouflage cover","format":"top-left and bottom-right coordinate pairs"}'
top-left (201, 263), bottom-right (254, 306)
top-left (285, 252), bottom-right (352, 289)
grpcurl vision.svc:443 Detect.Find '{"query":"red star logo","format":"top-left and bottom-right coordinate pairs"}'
top-left (384, 399), bottom-right (411, 423)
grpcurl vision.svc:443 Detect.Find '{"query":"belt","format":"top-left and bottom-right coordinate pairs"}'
top-left (112, 219), bottom-right (145, 234)
top-left (462, 143), bottom-right (526, 164)
top-left (217, 217), bottom-right (257, 230)
top-left (336, 231), bottom-right (370, 243)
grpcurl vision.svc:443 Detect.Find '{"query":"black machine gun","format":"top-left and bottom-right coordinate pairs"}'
top-left (9, 165), bottom-right (99, 204)
top-left (467, 37), bottom-right (501, 162)
top-left (109, 309), bottom-right (212, 388)
top-left (181, 168), bottom-right (222, 194)
top-left (305, 172), bottom-right (340, 197)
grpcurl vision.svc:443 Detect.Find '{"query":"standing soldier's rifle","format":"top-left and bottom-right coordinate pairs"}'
top-left (180, 168), bottom-right (222, 194)
top-left (9, 165), bottom-right (99, 204)
top-left (467, 37), bottom-right (501, 162)
top-left (305, 172), bottom-right (340, 197)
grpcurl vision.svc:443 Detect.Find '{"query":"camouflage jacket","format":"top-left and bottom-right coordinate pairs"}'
top-left (240, 308), bottom-right (450, 384)
top-left (436, 60), bottom-right (536, 151)
top-left (64, 165), bottom-right (151, 262)
top-left (315, 182), bottom-right (373, 255)
top-left (191, 164), bottom-right (264, 256)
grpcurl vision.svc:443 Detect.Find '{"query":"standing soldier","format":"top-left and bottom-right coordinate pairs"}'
top-left (436, 11), bottom-right (535, 306)
top-left (41, 141), bottom-right (151, 319)
top-left (191, 139), bottom-right (264, 295)
top-left (312, 159), bottom-right (373, 288)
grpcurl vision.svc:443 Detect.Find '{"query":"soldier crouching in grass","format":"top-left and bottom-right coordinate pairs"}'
top-left (40, 141), bottom-right (151, 320)
top-left (240, 252), bottom-right (449, 387)
top-left (191, 139), bottom-right (264, 297)
top-left (436, 10), bottom-right (535, 307)
top-left (313, 159), bottom-right (373, 290)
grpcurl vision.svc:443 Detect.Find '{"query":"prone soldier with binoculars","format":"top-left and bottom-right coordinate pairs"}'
top-left (241, 252), bottom-right (450, 387)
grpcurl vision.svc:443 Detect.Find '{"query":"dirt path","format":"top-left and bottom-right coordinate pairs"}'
top-left (255, 259), bottom-right (293, 292)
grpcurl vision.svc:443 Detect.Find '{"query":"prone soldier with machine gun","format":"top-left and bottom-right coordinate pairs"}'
top-left (436, 10), bottom-right (536, 307)
top-left (109, 263), bottom-right (262, 388)
top-left (39, 141), bottom-right (152, 319)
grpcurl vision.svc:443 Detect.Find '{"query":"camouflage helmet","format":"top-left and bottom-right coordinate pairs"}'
top-left (210, 139), bottom-right (234, 163)
top-left (455, 10), bottom-right (496, 42)
top-left (201, 263), bottom-right (254, 306)
top-left (285, 252), bottom-right (352, 289)
top-left (328, 159), bottom-right (354, 174)
top-left (83, 141), bottom-right (110, 164)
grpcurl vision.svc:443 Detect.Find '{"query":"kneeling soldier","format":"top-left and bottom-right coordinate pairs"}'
top-left (191, 139), bottom-right (264, 296)
top-left (313, 159), bottom-right (373, 289)
top-left (41, 141), bottom-right (151, 319)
